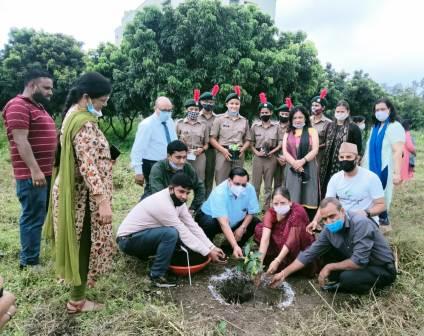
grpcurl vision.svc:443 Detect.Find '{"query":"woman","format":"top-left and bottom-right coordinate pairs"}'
top-left (282, 106), bottom-right (320, 221)
top-left (400, 119), bottom-right (416, 182)
top-left (254, 188), bottom-right (315, 275)
top-left (362, 98), bottom-right (405, 227)
top-left (176, 90), bottom-right (209, 181)
top-left (45, 72), bottom-right (115, 313)
top-left (319, 100), bottom-right (362, 198)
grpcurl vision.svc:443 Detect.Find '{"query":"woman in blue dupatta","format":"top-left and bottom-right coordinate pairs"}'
top-left (362, 98), bottom-right (405, 230)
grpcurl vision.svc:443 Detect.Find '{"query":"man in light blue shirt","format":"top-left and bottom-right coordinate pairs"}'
top-left (195, 167), bottom-right (260, 258)
top-left (131, 96), bottom-right (177, 197)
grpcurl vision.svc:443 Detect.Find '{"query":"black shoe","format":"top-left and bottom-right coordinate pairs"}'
top-left (150, 275), bottom-right (177, 288)
top-left (321, 282), bottom-right (340, 292)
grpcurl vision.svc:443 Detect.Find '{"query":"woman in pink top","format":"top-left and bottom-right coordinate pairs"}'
top-left (401, 120), bottom-right (416, 181)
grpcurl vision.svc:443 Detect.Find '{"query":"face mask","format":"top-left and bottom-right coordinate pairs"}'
top-left (375, 111), bottom-right (389, 122)
top-left (358, 123), bottom-right (366, 131)
top-left (274, 204), bottom-right (290, 216)
top-left (87, 99), bottom-right (103, 117)
top-left (230, 185), bottom-right (245, 197)
top-left (335, 113), bottom-right (348, 121)
top-left (228, 110), bottom-right (239, 117)
top-left (293, 122), bottom-right (305, 129)
top-left (169, 161), bottom-right (184, 171)
top-left (187, 111), bottom-right (199, 120)
top-left (260, 115), bottom-right (271, 122)
top-left (312, 107), bottom-right (322, 115)
top-left (326, 218), bottom-right (344, 233)
top-left (279, 116), bottom-right (289, 123)
top-left (159, 110), bottom-right (171, 122)
top-left (339, 159), bottom-right (356, 172)
top-left (170, 192), bottom-right (185, 207)
top-left (202, 104), bottom-right (214, 111)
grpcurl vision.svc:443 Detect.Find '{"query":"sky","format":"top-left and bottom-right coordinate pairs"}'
top-left (0, 0), bottom-right (423, 86)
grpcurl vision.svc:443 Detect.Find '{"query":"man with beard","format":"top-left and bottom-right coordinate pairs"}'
top-left (116, 173), bottom-right (226, 287)
top-left (2, 69), bottom-right (56, 269)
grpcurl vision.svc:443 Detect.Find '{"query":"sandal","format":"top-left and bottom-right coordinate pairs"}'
top-left (66, 299), bottom-right (105, 314)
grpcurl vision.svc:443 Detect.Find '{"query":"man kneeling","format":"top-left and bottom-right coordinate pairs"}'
top-left (270, 197), bottom-right (396, 294)
top-left (117, 173), bottom-right (226, 287)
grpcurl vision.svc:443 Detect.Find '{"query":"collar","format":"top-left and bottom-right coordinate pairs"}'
top-left (200, 111), bottom-right (216, 119)
top-left (17, 94), bottom-right (44, 109)
top-left (183, 117), bottom-right (201, 125)
top-left (224, 112), bottom-right (241, 120)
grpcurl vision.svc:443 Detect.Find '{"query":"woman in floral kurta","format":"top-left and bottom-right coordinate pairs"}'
top-left (48, 72), bottom-right (115, 313)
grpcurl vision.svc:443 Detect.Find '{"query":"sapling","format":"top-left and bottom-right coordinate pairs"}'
top-left (236, 237), bottom-right (263, 280)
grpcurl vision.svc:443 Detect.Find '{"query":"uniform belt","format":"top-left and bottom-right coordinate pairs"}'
top-left (255, 147), bottom-right (276, 152)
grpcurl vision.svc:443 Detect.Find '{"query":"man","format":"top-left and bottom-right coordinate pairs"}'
top-left (116, 173), bottom-right (226, 287)
top-left (195, 167), bottom-right (260, 258)
top-left (307, 142), bottom-right (385, 233)
top-left (147, 140), bottom-right (205, 212)
top-left (270, 197), bottom-right (397, 294)
top-left (199, 85), bottom-right (220, 197)
top-left (131, 96), bottom-right (177, 198)
top-left (273, 100), bottom-right (291, 188)
top-left (176, 96), bottom-right (209, 182)
top-left (209, 86), bottom-right (251, 184)
top-left (2, 69), bottom-right (56, 269)
top-left (310, 89), bottom-right (332, 164)
top-left (250, 93), bottom-right (281, 210)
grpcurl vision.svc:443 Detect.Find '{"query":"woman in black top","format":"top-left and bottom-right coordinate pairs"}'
top-left (319, 100), bottom-right (362, 198)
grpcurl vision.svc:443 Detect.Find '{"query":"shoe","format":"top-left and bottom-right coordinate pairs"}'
top-left (19, 264), bottom-right (43, 272)
top-left (150, 275), bottom-right (177, 288)
top-left (321, 282), bottom-right (340, 292)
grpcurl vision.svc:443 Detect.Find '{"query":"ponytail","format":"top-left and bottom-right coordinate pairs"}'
top-left (62, 87), bottom-right (80, 119)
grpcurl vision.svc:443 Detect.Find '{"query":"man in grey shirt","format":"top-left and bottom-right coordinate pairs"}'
top-left (270, 197), bottom-right (396, 294)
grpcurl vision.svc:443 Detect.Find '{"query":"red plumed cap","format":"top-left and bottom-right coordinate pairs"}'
top-left (285, 97), bottom-right (293, 110)
top-left (193, 89), bottom-right (200, 104)
top-left (211, 84), bottom-right (220, 97)
top-left (259, 92), bottom-right (267, 104)
top-left (234, 85), bottom-right (241, 98)
top-left (320, 88), bottom-right (328, 100)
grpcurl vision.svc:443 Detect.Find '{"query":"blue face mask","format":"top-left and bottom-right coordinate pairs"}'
top-left (159, 110), bottom-right (172, 122)
top-left (87, 101), bottom-right (103, 117)
top-left (326, 218), bottom-right (344, 233)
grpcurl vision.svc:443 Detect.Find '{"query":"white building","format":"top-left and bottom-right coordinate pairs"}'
top-left (115, 0), bottom-right (277, 44)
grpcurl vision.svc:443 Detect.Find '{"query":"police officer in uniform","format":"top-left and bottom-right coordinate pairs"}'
top-left (209, 86), bottom-right (251, 184)
top-left (250, 93), bottom-right (282, 210)
top-left (176, 90), bottom-right (209, 181)
top-left (198, 85), bottom-right (220, 196)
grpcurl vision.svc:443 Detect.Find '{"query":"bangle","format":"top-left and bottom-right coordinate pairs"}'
top-left (6, 311), bottom-right (13, 320)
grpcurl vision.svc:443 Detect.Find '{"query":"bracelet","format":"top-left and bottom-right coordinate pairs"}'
top-left (6, 311), bottom-right (13, 320)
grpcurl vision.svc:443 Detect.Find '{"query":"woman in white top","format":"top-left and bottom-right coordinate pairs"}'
top-left (362, 98), bottom-right (405, 227)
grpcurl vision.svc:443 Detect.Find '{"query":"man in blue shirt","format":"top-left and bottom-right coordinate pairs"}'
top-left (195, 167), bottom-right (260, 258)
top-left (131, 96), bottom-right (177, 198)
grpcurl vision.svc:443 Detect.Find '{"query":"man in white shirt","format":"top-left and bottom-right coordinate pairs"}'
top-left (117, 173), bottom-right (226, 287)
top-left (307, 142), bottom-right (385, 233)
top-left (130, 96), bottom-right (177, 198)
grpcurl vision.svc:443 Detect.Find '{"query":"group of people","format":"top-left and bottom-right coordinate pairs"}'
top-left (1, 69), bottom-right (413, 316)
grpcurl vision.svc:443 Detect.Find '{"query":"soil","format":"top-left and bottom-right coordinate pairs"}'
top-left (156, 260), bottom-right (350, 336)
top-left (214, 272), bottom-right (255, 304)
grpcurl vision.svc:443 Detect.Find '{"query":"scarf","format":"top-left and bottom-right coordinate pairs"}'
top-left (369, 120), bottom-right (389, 189)
top-left (44, 109), bottom-right (97, 286)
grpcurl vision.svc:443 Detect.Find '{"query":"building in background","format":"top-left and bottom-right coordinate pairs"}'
top-left (115, 0), bottom-right (276, 44)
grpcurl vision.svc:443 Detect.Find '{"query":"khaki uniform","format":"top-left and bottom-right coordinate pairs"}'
top-left (250, 121), bottom-right (282, 209)
top-left (199, 111), bottom-right (217, 196)
top-left (210, 113), bottom-right (251, 184)
top-left (274, 122), bottom-right (289, 189)
top-left (311, 115), bottom-right (332, 165)
top-left (176, 118), bottom-right (209, 181)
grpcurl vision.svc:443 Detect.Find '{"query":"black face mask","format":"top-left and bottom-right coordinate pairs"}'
top-left (170, 192), bottom-right (185, 207)
top-left (202, 104), bottom-right (214, 111)
top-left (260, 115), bottom-right (271, 122)
top-left (339, 160), bottom-right (356, 172)
top-left (279, 116), bottom-right (289, 123)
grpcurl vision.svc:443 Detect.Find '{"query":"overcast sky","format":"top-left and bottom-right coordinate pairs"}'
top-left (1, 0), bottom-right (423, 86)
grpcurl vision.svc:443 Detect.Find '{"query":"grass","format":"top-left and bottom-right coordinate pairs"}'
top-left (0, 124), bottom-right (423, 335)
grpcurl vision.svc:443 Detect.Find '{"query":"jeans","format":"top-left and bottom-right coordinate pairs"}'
top-left (15, 176), bottom-right (51, 266)
top-left (195, 210), bottom-right (260, 248)
top-left (117, 227), bottom-right (179, 278)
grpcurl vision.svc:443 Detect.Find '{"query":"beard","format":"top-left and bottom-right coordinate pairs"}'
top-left (32, 91), bottom-right (51, 106)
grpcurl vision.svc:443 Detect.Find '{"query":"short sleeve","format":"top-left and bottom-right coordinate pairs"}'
top-left (210, 118), bottom-right (221, 138)
top-left (4, 102), bottom-right (30, 130)
top-left (325, 173), bottom-right (338, 197)
top-left (368, 172), bottom-right (385, 199)
top-left (263, 209), bottom-right (276, 229)
top-left (209, 192), bottom-right (228, 218)
top-left (247, 186), bottom-right (260, 214)
top-left (388, 122), bottom-right (406, 145)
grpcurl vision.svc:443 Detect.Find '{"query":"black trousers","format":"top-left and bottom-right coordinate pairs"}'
top-left (140, 159), bottom-right (157, 201)
top-left (195, 210), bottom-right (261, 248)
top-left (324, 248), bottom-right (397, 294)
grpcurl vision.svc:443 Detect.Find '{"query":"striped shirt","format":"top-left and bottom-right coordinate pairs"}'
top-left (3, 95), bottom-right (57, 180)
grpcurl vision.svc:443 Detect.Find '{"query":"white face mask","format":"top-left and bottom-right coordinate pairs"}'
top-left (274, 204), bottom-right (291, 216)
top-left (335, 112), bottom-right (348, 121)
top-left (293, 122), bottom-right (305, 129)
top-left (230, 185), bottom-right (245, 197)
top-left (375, 111), bottom-right (389, 122)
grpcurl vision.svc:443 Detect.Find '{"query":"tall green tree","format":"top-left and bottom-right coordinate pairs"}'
top-left (0, 28), bottom-right (85, 117)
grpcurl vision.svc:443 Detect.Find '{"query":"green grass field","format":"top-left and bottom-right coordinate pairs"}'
top-left (0, 125), bottom-right (423, 335)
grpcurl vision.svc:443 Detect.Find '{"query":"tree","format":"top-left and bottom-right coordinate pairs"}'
top-left (0, 28), bottom-right (86, 118)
